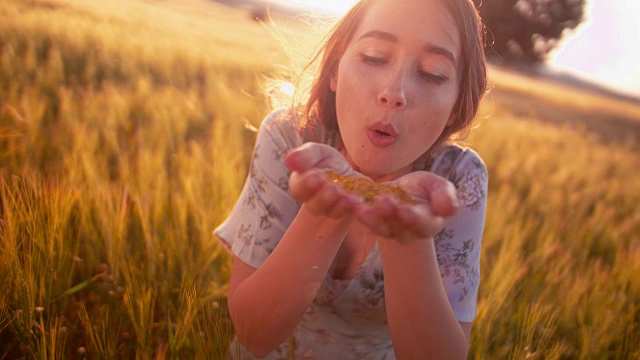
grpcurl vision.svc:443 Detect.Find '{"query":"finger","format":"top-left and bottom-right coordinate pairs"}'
top-left (356, 196), bottom-right (444, 241)
top-left (395, 202), bottom-right (446, 239)
top-left (431, 182), bottom-right (458, 217)
top-left (284, 143), bottom-right (322, 173)
top-left (333, 194), bottom-right (362, 217)
top-left (289, 170), bottom-right (325, 203)
top-left (322, 189), bottom-right (362, 219)
top-left (355, 196), bottom-right (398, 235)
top-left (396, 204), bottom-right (419, 226)
top-left (305, 183), bottom-right (360, 218)
top-left (310, 182), bottom-right (344, 213)
top-left (402, 173), bottom-right (458, 218)
top-left (357, 196), bottom-right (396, 220)
top-left (284, 143), bottom-right (350, 174)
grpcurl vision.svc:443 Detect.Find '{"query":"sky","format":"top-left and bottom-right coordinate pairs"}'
top-left (550, 0), bottom-right (640, 97)
top-left (279, 0), bottom-right (640, 98)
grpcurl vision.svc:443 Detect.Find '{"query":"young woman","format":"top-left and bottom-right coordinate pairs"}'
top-left (215, 0), bottom-right (488, 358)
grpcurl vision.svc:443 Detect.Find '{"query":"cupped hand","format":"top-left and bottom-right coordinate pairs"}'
top-left (355, 171), bottom-right (459, 243)
top-left (284, 143), bottom-right (365, 219)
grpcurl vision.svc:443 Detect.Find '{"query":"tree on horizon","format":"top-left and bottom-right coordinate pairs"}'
top-left (474, 0), bottom-right (586, 63)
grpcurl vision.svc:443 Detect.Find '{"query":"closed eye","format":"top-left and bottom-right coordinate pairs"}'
top-left (419, 70), bottom-right (448, 85)
top-left (360, 53), bottom-right (388, 66)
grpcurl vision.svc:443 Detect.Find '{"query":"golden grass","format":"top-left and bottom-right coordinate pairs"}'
top-left (0, 0), bottom-right (638, 358)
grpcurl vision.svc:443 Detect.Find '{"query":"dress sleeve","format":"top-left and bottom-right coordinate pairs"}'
top-left (213, 109), bottom-right (302, 269)
top-left (432, 148), bottom-right (488, 323)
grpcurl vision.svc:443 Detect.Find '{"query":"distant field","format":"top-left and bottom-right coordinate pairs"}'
top-left (487, 66), bottom-right (640, 146)
top-left (0, 0), bottom-right (638, 358)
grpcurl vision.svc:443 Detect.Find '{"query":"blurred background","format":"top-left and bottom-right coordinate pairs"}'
top-left (240, 0), bottom-right (640, 99)
top-left (0, 0), bottom-right (638, 358)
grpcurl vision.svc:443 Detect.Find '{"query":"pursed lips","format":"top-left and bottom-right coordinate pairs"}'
top-left (367, 122), bottom-right (399, 148)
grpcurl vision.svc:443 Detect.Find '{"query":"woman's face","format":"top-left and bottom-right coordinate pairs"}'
top-left (331, 0), bottom-right (460, 181)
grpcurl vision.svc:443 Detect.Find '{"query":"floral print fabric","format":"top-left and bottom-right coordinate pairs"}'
top-left (214, 109), bottom-right (488, 359)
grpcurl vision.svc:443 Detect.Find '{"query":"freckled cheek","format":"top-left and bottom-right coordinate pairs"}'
top-left (345, 66), bottom-right (384, 98)
top-left (406, 107), bottom-right (450, 134)
top-left (428, 93), bottom-right (455, 114)
top-left (337, 74), bottom-right (363, 110)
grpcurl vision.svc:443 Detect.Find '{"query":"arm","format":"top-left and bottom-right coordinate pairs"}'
top-left (227, 143), bottom-right (362, 357)
top-left (228, 205), bottom-right (353, 358)
top-left (379, 237), bottom-right (469, 359)
top-left (356, 173), bottom-right (468, 358)
top-left (356, 160), bottom-right (486, 358)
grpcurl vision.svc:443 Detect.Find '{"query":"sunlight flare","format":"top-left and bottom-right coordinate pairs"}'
top-left (278, 0), bottom-right (358, 15)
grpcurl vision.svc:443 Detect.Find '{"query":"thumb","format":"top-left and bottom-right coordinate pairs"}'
top-left (284, 143), bottom-right (350, 174)
top-left (431, 182), bottom-right (458, 218)
top-left (401, 172), bottom-right (458, 218)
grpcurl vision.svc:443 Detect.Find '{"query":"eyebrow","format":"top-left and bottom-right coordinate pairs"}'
top-left (357, 30), bottom-right (458, 67)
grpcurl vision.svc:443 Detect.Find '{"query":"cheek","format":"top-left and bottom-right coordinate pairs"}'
top-left (422, 89), bottom-right (458, 122)
top-left (409, 102), bottom-right (450, 132)
top-left (337, 59), bottom-right (380, 98)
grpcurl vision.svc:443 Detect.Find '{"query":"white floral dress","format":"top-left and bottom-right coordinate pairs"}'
top-left (214, 109), bottom-right (488, 359)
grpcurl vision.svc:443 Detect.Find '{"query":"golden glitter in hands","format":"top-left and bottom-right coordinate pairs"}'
top-left (323, 171), bottom-right (412, 203)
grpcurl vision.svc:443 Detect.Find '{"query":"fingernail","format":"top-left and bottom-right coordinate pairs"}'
top-left (446, 183), bottom-right (459, 208)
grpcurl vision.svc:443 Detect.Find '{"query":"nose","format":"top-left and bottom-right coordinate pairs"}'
top-left (378, 68), bottom-right (407, 109)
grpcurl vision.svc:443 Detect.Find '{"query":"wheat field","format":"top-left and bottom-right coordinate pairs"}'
top-left (0, 0), bottom-right (638, 358)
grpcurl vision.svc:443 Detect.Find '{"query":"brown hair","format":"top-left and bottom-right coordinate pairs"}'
top-left (302, 0), bottom-right (487, 144)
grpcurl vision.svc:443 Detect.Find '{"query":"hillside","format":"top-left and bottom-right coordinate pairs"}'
top-left (487, 65), bottom-right (640, 146)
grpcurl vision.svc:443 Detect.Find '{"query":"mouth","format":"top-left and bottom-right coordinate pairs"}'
top-left (369, 122), bottom-right (398, 137)
top-left (367, 122), bottom-right (398, 148)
